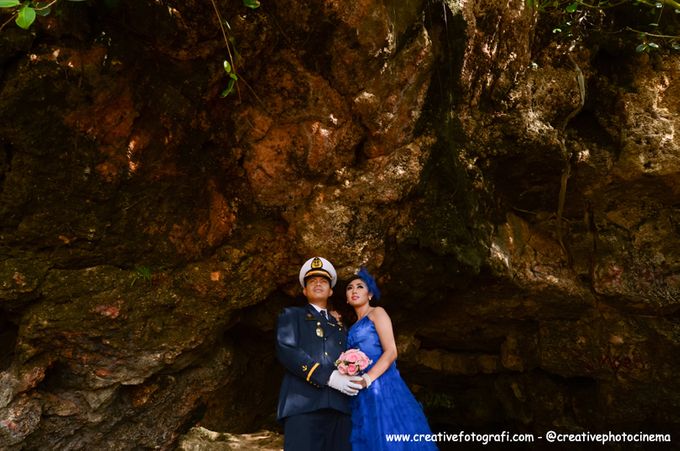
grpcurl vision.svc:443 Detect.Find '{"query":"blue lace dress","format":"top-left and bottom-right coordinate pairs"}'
top-left (347, 315), bottom-right (438, 450)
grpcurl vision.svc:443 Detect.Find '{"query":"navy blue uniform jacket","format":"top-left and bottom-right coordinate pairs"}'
top-left (276, 304), bottom-right (350, 420)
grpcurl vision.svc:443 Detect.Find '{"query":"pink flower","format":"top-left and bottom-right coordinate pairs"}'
top-left (357, 356), bottom-right (370, 370)
top-left (335, 348), bottom-right (372, 376)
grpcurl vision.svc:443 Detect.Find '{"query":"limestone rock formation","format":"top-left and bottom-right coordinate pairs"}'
top-left (1, 0), bottom-right (678, 448)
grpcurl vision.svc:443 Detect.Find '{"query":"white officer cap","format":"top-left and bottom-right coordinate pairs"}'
top-left (299, 256), bottom-right (337, 288)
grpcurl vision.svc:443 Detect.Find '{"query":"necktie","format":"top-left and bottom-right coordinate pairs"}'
top-left (320, 310), bottom-right (328, 320)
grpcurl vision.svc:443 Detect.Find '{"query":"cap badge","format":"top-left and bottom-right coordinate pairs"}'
top-left (311, 257), bottom-right (323, 269)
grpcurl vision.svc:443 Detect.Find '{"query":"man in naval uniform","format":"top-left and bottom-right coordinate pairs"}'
top-left (276, 256), bottom-right (363, 451)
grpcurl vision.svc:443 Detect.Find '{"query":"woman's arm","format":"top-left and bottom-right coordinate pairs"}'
top-left (363, 307), bottom-right (398, 385)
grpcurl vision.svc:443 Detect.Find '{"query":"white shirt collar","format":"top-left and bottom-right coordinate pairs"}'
top-left (309, 304), bottom-right (327, 315)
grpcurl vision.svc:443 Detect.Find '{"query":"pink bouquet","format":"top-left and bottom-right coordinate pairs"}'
top-left (335, 348), bottom-right (372, 376)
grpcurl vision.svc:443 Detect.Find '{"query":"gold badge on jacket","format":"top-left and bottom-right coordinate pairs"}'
top-left (316, 321), bottom-right (324, 338)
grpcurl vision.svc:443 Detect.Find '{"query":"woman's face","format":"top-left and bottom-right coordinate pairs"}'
top-left (346, 278), bottom-right (371, 307)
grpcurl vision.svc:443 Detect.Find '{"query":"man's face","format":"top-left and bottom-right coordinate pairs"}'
top-left (303, 276), bottom-right (333, 302)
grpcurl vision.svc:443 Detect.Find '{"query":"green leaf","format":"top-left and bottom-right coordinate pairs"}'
top-left (131, 266), bottom-right (152, 287)
top-left (15, 5), bottom-right (36, 29)
top-left (229, 73), bottom-right (238, 80)
top-left (223, 60), bottom-right (232, 73)
top-left (243, 0), bottom-right (260, 9)
top-left (647, 42), bottom-right (659, 48)
top-left (635, 43), bottom-right (648, 52)
top-left (0, 0), bottom-right (20, 7)
top-left (221, 78), bottom-right (236, 98)
top-left (135, 266), bottom-right (152, 280)
top-left (565, 2), bottom-right (578, 13)
top-left (35, 6), bottom-right (52, 16)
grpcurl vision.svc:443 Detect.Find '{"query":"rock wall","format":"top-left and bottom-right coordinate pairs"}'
top-left (1, 0), bottom-right (679, 448)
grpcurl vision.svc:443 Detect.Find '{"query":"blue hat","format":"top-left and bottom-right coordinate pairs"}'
top-left (355, 267), bottom-right (381, 300)
top-left (299, 257), bottom-right (337, 288)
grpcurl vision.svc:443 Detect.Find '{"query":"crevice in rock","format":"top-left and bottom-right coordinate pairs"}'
top-left (301, 18), bottom-right (340, 81)
top-left (491, 152), bottom-right (565, 214)
top-left (568, 109), bottom-right (617, 150)
top-left (416, 370), bottom-right (601, 432)
top-left (591, 47), bottom-right (636, 91)
top-left (421, 0), bottom-right (467, 127)
top-left (33, 360), bottom-right (76, 393)
top-left (351, 136), bottom-right (370, 167)
top-left (0, 315), bottom-right (18, 371)
top-left (0, 139), bottom-right (13, 194)
top-left (200, 322), bottom-right (281, 433)
top-left (177, 401), bottom-right (208, 438)
top-left (412, 374), bottom-right (508, 431)
top-left (416, 336), bottom-right (505, 355)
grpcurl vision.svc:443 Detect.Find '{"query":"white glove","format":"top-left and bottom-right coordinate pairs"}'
top-left (362, 373), bottom-right (372, 388)
top-left (328, 370), bottom-right (363, 396)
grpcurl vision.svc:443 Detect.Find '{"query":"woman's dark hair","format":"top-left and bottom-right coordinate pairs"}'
top-left (333, 272), bottom-right (381, 327)
top-left (331, 277), bottom-right (359, 327)
top-left (357, 267), bottom-right (381, 300)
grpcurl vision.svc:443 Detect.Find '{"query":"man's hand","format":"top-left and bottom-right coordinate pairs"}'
top-left (328, 370), bottom-right (363, 396)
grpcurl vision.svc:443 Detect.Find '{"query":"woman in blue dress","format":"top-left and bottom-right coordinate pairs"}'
top-left (343, 268), bottom-right (438, 450)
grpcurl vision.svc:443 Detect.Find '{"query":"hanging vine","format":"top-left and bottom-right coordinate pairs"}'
top-left (526, 0), bottom-right (680, 52)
